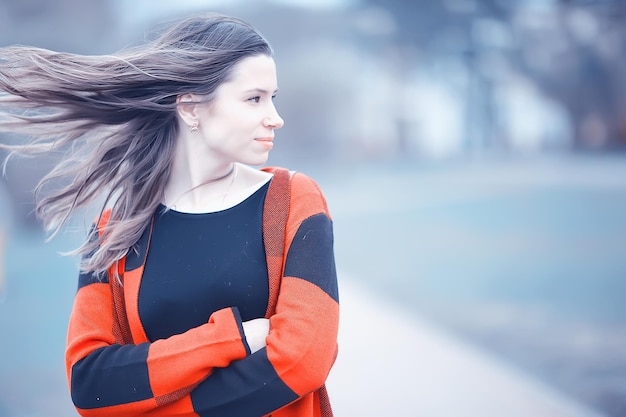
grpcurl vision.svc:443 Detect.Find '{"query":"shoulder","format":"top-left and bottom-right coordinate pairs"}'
top-left (262, 166), bottom-right (327, 203)
top-left (291, 172), bottom-right (326, 203)
top-left (264, 167), bottom-right (332, 230)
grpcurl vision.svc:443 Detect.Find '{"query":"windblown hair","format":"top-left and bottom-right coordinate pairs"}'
top-left (0, 14), bottom-right (273, 275)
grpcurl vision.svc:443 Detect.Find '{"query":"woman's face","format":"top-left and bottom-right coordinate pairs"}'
top-left (195, 54), bottom-right (284, 166)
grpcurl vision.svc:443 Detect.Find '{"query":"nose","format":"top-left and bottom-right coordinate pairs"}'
top-left (263, 105), bottom-right (284, 129)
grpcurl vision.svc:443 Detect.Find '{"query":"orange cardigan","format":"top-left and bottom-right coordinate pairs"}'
top-left (65, 168), bottom-right (339, 416)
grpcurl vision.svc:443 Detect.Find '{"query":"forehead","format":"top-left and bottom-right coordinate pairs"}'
top-left (222, 54), bottom-right (278, 91)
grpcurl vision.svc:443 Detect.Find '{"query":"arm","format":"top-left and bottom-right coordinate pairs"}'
top-left (189, 173), bottom-right (340, 417)
top-left (65, 265), bottom-right (251, 417)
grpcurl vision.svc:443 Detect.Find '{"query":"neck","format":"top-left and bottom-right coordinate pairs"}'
top-left (164, 163), bottom-right (238, 211)
top-left (166, 128), bottom-right (242, 211)
top-left (171, 126), bottom-right (236, 184)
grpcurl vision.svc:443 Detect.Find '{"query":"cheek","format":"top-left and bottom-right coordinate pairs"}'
top-left (201, 105), bottom-right (260, 140)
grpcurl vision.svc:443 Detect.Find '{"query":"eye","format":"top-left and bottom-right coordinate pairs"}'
top-left (248, 96), bottom-right (261, 103)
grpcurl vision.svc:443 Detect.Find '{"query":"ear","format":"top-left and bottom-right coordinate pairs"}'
top-left (176, 93), bottom-right (201, 127)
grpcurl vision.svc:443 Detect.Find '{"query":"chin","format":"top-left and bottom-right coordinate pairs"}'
top-left (246, 154), bottom-right (270, 167)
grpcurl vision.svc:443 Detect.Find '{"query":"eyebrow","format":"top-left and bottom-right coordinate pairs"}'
top-left (243, 88), bottom-right (279, 95)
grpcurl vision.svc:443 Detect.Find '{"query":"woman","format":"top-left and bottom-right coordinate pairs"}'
top-left (0, 14), bottom-right (339, 417)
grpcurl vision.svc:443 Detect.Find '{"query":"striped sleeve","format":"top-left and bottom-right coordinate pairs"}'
top-left (188, 173), bottom-right (339, 416)
top-left (65, 250), bottom-right (251, 416)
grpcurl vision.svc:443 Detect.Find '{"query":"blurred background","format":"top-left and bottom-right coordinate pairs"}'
top-left (1, 0), bottom-right (625, 416)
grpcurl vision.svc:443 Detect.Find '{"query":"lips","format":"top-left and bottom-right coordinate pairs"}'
top-left (255, 137), bottom-right (274, 149)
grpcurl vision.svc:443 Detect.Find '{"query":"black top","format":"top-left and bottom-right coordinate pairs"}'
top-left (138, 182), bottom-right (270, 341)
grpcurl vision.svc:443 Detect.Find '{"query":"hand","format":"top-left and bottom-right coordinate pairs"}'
top-left (242, 318), bottom-right (269, 354)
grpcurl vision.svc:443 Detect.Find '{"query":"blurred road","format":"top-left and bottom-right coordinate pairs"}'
top-left (319, 154), bottom-right (626, 417)
top-left (327, 276), bottom-right (604, 417)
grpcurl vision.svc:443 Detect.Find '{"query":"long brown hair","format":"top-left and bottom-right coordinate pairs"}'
top-left (0, 14), bottom-right (273, 275)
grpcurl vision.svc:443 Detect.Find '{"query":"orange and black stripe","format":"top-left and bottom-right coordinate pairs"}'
top-left (65, 169), bottom-right (339, 417)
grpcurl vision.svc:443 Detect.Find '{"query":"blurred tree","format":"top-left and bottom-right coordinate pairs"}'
top-left (520, 0), bottom-right (626, 150)
top-left (359, 0), bottom-right (626, 151)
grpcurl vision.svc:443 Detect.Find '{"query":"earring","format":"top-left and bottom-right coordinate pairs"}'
top-left (189, 121), bottom-right (199, 133)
